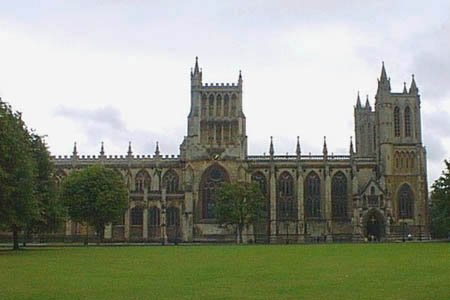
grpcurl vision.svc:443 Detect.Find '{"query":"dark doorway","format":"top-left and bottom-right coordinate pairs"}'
top-left (365, 210), bottom-right (384, 241)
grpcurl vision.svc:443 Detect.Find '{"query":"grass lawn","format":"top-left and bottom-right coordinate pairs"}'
top-left (1, 243), bottom-right (449, 300)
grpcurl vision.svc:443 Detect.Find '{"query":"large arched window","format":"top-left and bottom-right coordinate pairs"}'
top-left (394, 106), bottom-right (401, 137)
top-left (135, 170), bottom-right (151, 193)
top-left (223, 94), bottom-right (230, 116)
top-left (252, 172), bottom-right (267, 196)
top-left (166, 207), bottom-right (180, 226)
top-left (163, 169), bottom-right (179, 194)
top-left (131, 207), bottom-right (143, 226)
top-left (404, 106), bottom-right (411, 137)
top-left (200, 164), bottom-right (229, 219)
top-left (216, 94), bottom-right (222, 117)
top-left (201, 94), bottom-right (207, 117)
top-left (398, 184), bottom-right (413, 219)
top-left (148, 207), bottom-right (160, 226)
top-left (277, 172), bottom-right (295, 220)
top-left (252, 171), bottom-right (268, 215)
top-left (209, 94), bottom-right (214, 117)
top-left (305, 172), bottom-right (321, 218)
top-left (231, 94), bottom-right (237, 117)
top-left (332, 172), bottom-right (347, 219)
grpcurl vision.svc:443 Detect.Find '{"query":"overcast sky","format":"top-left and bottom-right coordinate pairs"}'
top-left (1, 1), bottom-right (449, 186)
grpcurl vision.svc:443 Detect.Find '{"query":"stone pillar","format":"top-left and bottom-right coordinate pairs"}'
top-left (324, 168), bottom-right (332, 242)
top-left (104, 223), bottom-right (112, 240)
top-left (124, 207), bottom-right (130, 240)
top-left (161, 188), bottom-right (168, 244)
top-left (143, 207), bottom-right (148, 240)
top-left (297, 171), bottom-right (304, 242)
top-left (269, 168), bottom-right (277, 243)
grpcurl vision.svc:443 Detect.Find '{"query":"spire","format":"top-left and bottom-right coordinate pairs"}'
top-left (349, 136), bottom-right (354, 155)
top-left (409, 74), bottom-right (419, 95)
top-left (100, 141), bottom-right (105, 156)
top-left (380, 61), bottom-right (388, 81)
top-left (238, 70), bottom-right (243, 86)
top-left (127, 141), bottom-right (132, 157)
top-left (403, 82), bottom-right (408, 94)
top-left (356, 91), bottom-right (362, 108)
top-left (296, 136), bottom-right (301, 157)
top-left (377, 61), bottom-right (391, 93)
top-left (269, 136), bottom-right (274, 157)
top-left (72, 142), bottom-right (78, 157)
top-left (365, 95), bottom-right (371, 111)
top-left (322, 136), bottom-right (328, 156)
top-left (194, 56), bottom-right (199, 74)
top-left (155, 141), bottom-right (160, 156)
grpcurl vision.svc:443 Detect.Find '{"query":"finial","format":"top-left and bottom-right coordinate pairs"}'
top-left (365, 95), bottom-right (371, 110)
top-left (269, 136), bottom-right (274, 157)
top-left (356, 91), bottom-right (362, 108)
top-left (238, 70), bottom-right (243, 85)
top-left (73, 142), bottom-right (78, 156)
top-left (194, 56), bottom-right (199, 74)
top-left (296, 136), bottom-right (301, 157)
top-left (127, 141), bottom-right (132, 156)
top-left (323, 136), bottom-right (328, 156)
top-left (409, 74), bottom-right (418, 94)
top-left (350, 136), bottom-right (354, 155)
top-left (403, 82), bottom-right (408, 93)
top-left (100, 141), bottom-right (105, 156)
top-left (155, 141), bottom-right (160, 156)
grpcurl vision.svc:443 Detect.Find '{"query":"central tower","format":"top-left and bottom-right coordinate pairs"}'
top-left (181, 57), bottom-right (247, 161)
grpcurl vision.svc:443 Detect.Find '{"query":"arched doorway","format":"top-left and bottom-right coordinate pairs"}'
top-left (364, 209), bottom-right (385, 241)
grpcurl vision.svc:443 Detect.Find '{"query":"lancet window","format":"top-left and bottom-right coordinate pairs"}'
top-left (331, 172), bottom-right (347, 218)
top-left (398, 184), bottom-right (413, 219)
top-left (305, 172), bottom-right (321, 218)
top-left (405, 106), bottom-right (411, 137)
top-left (277, 172), bottom-right (295, 220)
top-left (394, 106), bottom-right (401, 137)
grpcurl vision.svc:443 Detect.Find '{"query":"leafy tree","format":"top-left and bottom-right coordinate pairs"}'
top-left (430, 159), bottom-right (450, 238)
top-left (216, 182), bottom-right (265, 243)
top-left (61, 165), bottom-right (128, 244)
top-left (24, 133), bottom-right (65, 243)
top-left (0, 99), bottom-right (37, 250)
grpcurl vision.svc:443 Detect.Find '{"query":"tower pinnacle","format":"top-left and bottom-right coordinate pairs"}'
top-left (409, 74), bottom-right (419, 95)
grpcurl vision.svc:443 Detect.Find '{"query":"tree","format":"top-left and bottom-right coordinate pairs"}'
top-left (24, 133), bottom-right (65, 244)
top-left (0, 99), bottom-right (37, 250)
top-left (216, 182), bottom-right (265, 243)
top-left (61, 165), bottom-right (128, 244)
top-left (430, 159), bottom-right (450, 238)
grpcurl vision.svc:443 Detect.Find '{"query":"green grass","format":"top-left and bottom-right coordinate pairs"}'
top-left (1, 243), bottom-right (449, 300)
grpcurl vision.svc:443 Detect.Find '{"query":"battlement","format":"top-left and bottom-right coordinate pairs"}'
top-left (202, 82), bottom-right (239, 89)
top-left (51, 154), bottom-right (180, 162)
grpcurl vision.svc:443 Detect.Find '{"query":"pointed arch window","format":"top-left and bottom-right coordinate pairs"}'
top-left (231, 94), bottom-right (237, 117)
top-left (223, 94), bottom-right (230, 116)
top-left (277, 172), bottom-right (295, 220)
top-left (200, 165), bottom-right (229, 219)
top-left (404, 106), bottom-right (411, 137)
top-left (148, 207), bottom-right (160, 226)
top-left (166, 207), bottom-right (180, 227)
top-left (398, 184), bottom-right (413, 219)
top-left (216, 94), bottom-right (222, 117)
top-left (209, 94), bottom-right (214, 117)
top-left (201, 94), bottom-right (207, 118)
top-left (305, 172), bottom-right (321, 218)
top-left (131, 207), bottom-right (143, 226)
top-left (394, 106), bottom-right (401, 137)
top-left (332, 172), bottom-right (347, 219)
top-left (252, 172), bottom-right (267, 196)
top-left (135, 170), bottom-right (151, 193)
top-left (163, 169), bottom-right (179, 194)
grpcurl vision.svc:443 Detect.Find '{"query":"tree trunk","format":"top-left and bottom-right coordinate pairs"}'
top-left (84, 223), bottom-right (89, 246)
top-left (238, 224), bottom-right (243, 244)
top-left (12, 224), bottom-right (19, 250)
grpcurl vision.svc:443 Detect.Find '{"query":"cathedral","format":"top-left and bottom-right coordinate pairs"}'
top-left (53, 58), bottom-right (429, 243)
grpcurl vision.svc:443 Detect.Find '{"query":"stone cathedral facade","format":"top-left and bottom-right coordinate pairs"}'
top-left (53, 58), bottom-right (429, 243)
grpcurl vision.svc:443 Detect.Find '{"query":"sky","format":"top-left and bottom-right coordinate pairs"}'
top-left (0, 1), bottom-right (449, 186)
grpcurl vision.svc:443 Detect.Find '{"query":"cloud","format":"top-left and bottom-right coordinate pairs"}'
top-left (54, 105), bottom-right (183, 156)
